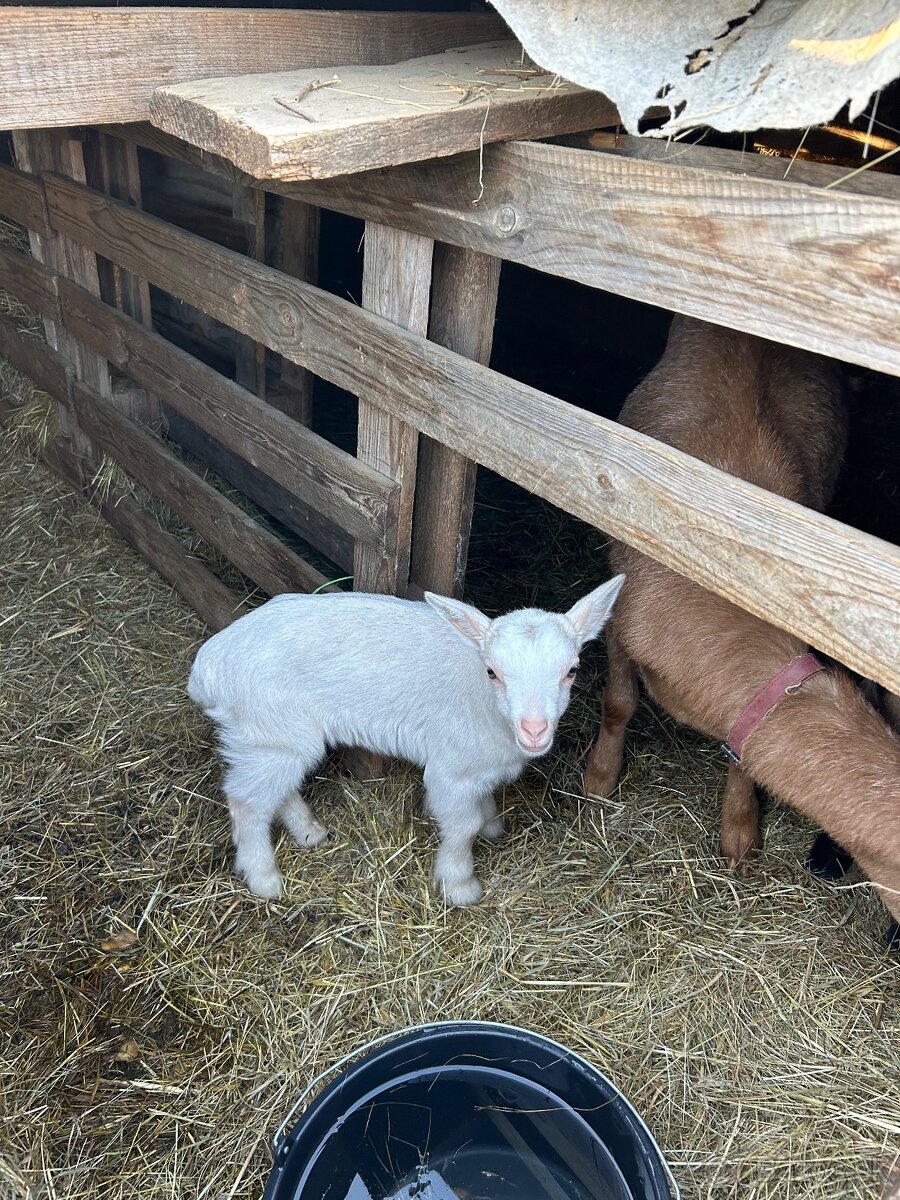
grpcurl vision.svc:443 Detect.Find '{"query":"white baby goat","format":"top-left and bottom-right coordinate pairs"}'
top-left (188, 578), bottom-right (624, 905)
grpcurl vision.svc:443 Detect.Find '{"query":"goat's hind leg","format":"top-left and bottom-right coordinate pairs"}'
top-left (806, 830), bottom-right (854, 880)
top-left (478, 792), bottom-right (504, 841)
top-left (584, 628), bottom-right (639, 798)
top-left (222, 735), bottom-right (321, 899)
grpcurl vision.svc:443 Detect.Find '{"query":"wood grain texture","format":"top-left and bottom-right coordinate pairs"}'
top-left (11, 130), bottom-right (110, 459)
top-left (410, 243), bottom-right (500, 598)
top-left (0, 243), bottom-right (60, 321)
top-left (82, 129), bottom-right (159, 426)
top-left (51, 274), bottom-right (398, 553)
top-left (270, 196), bottom-right (320, 425)
top-left (42, 434), bottom-right (246, 633)
top-left (273, 139), bottom-right (900, 379)
top-left (38, 171), bottom-right (900, 691)
top-left (76, 385), bottom-right (335, 596)
top-left (2, 9), bottom-right (505, 130)
top-left (149, 42), bottom-right (618, 182)
top-left (83, 132), bottom-right (153, 326)
top-left (84, 132), bottom-right (154, 324)
top-left (109, 124), bottom-right (900, 378)
top-left (354, 221), bottom-right (433, 596)
top-left (232, 183), bottom-right (267, 398)
top-left (0, 222), bottom-right (364, 567)
top-left (0, 313), bottom-right (70, 405)
top-left (162, 407), bottom-right (353, 572)
top-left (560, 131), bottom-right (900, 201)
top-left (0, 164), bottom-right (50, 235)
top-left (349, 222), bottom-right (433, 780)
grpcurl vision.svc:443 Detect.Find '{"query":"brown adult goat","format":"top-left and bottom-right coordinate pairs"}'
top-left (584, 316), bottom-right (900, 941)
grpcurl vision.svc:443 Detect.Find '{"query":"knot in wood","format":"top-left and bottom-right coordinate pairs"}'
top-left (494, 205), bottom-right (520, 235)
top-left (279, 303), bottom-right (295, 329)
top-left (596, 472), bottom-right (614, 491)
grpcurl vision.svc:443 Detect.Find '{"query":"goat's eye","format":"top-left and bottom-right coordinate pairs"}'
top-left (486, 667), bottom-right (497, 679)
top-left (567, 666), bottom-right (578, 678)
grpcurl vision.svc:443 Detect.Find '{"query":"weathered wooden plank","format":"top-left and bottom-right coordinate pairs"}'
top-left (150, 42), bottom-right (618, 182)
top-left (39, 172), bottom-right (900, 692)
top-left (410, 244), bottom-right (500, 598)
top-left (0, 164), bottom-right (50, 236)
top-left (355, 222), bottom-right (433, 596)
top-left (232, 183), bottom-right (267, 398)
top-left (162, 407), bottom-right (353, 573)
top-left (1, 9), bottom-right (505, 130)
top-left (271, 140), bottom-right (900, 380)
top-left (41, 433), bottom-right (246, 633)
top-left (269, 196), bottom-right (320, 425)
top-left (0, 227), bottom-right (366, 566)
top-left (0, 314), bottom-right (70, 404)
top-left (111, 122), bottom-right (900, 378)
top-left (11, 130), bottom-right (111, 460)
top-left (116, 120), bottom-right (900, 374)
top-left (349, 222), bottom-right (432, 779)
top-left (559, 131), bottom-right (900, 201)
top-left (76, 384), bottom-right (335, 597)
top-left (0, 243), bottom-right (60, 320)
top-left (83, 129), bottom-right (160, 427)
top-left (102, 123), bottom-right (244, 185)
top-left (51, 274), bottom-right (398, 554)
top-left (83, 131), bottom-right (153, 326)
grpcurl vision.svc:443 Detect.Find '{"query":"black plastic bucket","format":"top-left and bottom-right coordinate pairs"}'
top-left (264, 1021), bottom-right (678, 1200)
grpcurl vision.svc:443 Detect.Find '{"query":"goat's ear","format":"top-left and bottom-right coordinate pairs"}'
top-left (565, 575), bottom-right (625, 646)
top-left (424, 592), bottom-right (492, 646)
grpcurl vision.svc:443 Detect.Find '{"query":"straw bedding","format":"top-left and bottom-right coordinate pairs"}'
top-left (1, 223), bottom-right (899, 1200)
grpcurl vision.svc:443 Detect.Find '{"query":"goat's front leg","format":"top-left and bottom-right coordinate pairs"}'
top-left (584, 628), bottom-right (639, 798)
top-left (425, 771), bottom-right (490, 906)
top-left (720, 761), bottom-right (761, 872)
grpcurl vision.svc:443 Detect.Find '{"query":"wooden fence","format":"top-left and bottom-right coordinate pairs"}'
top-left (0, 124), bottom-right (898, 694)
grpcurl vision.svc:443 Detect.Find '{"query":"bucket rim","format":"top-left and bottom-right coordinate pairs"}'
top-left (271, 1018), bottom-right (681, 1200)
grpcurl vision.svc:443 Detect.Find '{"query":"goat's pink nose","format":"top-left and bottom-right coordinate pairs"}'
top-left (519, 717), bottom-right (550, 743)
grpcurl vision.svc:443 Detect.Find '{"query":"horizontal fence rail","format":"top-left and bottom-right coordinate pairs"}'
top-left (0, 165), bottom-right (897, 692)
top-left (0, 239), bottom-right (399, 555)
top-left (108, 124), bottom-right (900, 380)
top-left (0, 310), bottom-right (338, 604)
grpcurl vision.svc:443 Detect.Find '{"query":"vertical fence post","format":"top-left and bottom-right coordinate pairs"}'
top-left (11, 129), bottom-right (110, 467)
top-left (411, 245), bottom-right (500, 599)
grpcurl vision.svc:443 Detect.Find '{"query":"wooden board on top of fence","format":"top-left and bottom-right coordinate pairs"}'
top-left (148, 42), bottom-right (618, 181)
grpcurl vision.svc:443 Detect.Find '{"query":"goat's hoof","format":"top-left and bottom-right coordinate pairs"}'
top-left (296, 819), bottom-right (330, 849)
top-left (480, 816), bottom-right (505, 841)
top-left (885, 920), bottom-right (900, 953)
top-left (583, 765), bottom-right (618, 798)
top-left (728, 856), bottom-right (756, 877)
top-left (806, 831), bottom-right (854, 881)
top-left (243, 867), bottom-right (284, 900)
top-left (721, 822), bottom-right (761, 874)
top-left (438, 875), bottom-right (484, 907)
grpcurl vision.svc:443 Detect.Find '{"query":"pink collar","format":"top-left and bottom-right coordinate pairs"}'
top-left (724, 653), bottom-right (825, 764)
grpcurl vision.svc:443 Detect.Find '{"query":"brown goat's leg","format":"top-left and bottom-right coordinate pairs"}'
top-left (584, 630), bottom-right (639, 798)
top-left (720, 762), bottom-right (761, 872)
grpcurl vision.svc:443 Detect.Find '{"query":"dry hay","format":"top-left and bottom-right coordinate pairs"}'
top-left (1, 254), bottom-right (899, 1200)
